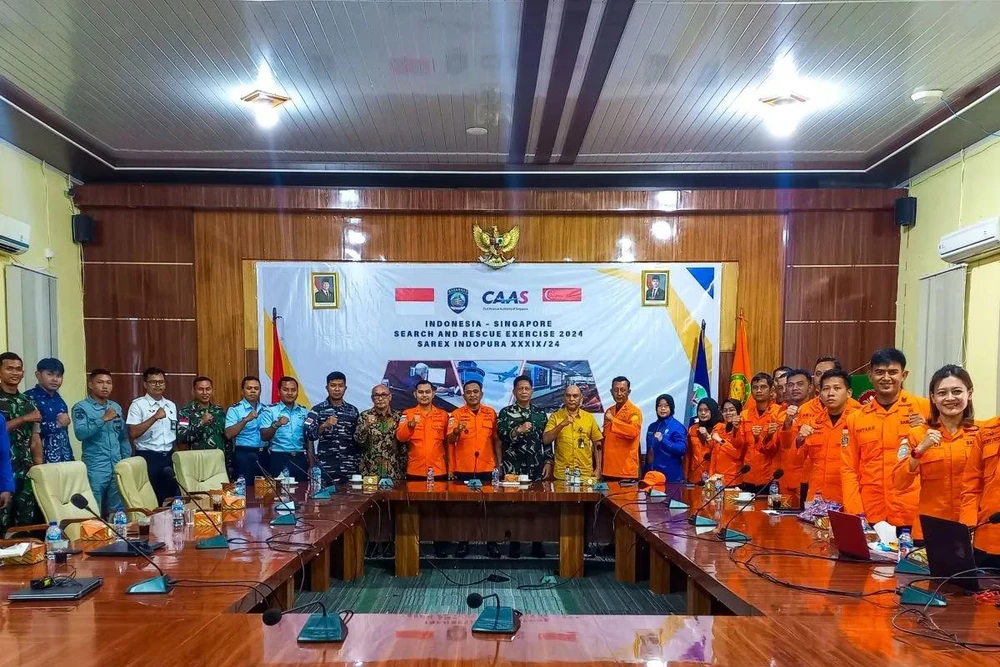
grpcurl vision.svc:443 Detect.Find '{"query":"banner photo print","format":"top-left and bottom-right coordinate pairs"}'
top-left (257, 262), bottom-right (721, 446)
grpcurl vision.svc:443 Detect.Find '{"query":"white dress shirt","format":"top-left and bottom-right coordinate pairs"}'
top-left (126, 394), bottom-right (178, 452)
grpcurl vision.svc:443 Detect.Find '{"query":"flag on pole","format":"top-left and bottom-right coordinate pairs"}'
top-left (689, 320), bottom-right (711, 421)
top-left (729, 313), bottom-right (751, 403)
top-left (270, 307), bottom-right (285, 403)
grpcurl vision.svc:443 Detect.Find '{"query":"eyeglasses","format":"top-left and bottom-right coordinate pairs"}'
top-left (372, 393), bottom-right (391, 399)
top-left (146, 380), bottom-right (166, 387)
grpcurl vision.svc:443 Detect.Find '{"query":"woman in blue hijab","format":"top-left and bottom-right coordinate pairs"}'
top-left (645, 393), bottom-right (688, 483)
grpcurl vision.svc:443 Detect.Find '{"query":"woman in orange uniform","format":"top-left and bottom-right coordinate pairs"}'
top-left (710, 399), bottom-right (747, 487)
top-left (687, 398), bottom-right (722, 483)
top-left (961, 413), bottom-right (1000, 568)
top-left (892, 365), bottom-right (976, 543)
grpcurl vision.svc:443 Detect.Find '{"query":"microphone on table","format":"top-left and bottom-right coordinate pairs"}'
top-left (163, 467), bottom-right (229, 550)
top-left (689, 451), bottom-right (713, 485)
top-left (716, 469), bottom-right (784, 544)
top-left (972, 511), bottom-right (1000, 532)
top-left (70, 493), bottom-right (173, 594)
top-left (284, 457), bottom-right (339, 499)
top-left (467, 592), bottom-right (519, 634)
top-left (687, 464), bottom-right (751, 527)
top-left (257, 461), bottom-right (299, 526)
top-left (262, 600), bottom-right (348, 642)
top-left (467, 451), bottom-right (483, 490)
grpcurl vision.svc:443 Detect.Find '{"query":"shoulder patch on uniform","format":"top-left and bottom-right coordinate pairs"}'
top-left (897, 444), bottom-right (909, 460)
top-left (73, 407), bottom-right (86, 420)
top-left (630, 414), bottom-right (640, 423)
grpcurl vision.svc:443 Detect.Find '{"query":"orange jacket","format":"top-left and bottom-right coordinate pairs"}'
top-left (686, 424), bottom-right (715, 483)
top-left (961, 417), bottom-right (1000, 554)
top-left (448, 405), bottom-right (498, 473)
top-left (799, 405), bottom-right (859, 505)
top-left (602, 401), bottom-right (642, 478)
top-left (709, 422), bottom-right (746, 487)
top-left (893, 423), bottom-right (976, 540)
top-left (739, 403), bottom-right (783, 486)
top-left (841, 390), bottom-right (930, 525)
top-left (396, 405), bottom-right (449, 477)
top-left (777, 402), bottom-right (811, 496)
top-left (796, 396), bottom-right (861, 488)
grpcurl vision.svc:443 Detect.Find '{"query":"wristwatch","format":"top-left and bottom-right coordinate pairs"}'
top-left (910, 448), bottom-right (923, 460)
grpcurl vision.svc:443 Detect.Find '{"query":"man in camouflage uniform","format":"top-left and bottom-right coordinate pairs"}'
top-left (354, 384), bottom-right (405, 478)
top-left (0, 353), bottom-right (42, 531)
top-left (177, 376), bottom-right (229, 466)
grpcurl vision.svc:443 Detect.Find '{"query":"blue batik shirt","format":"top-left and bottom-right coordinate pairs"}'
top-left (25, 385), bottom-right (74, 463)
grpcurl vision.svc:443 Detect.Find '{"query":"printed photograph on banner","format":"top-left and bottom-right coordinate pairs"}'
top-left (641, 270), bottom-right (668, 306)
top-left (311, 272), bottom-right (339, 309)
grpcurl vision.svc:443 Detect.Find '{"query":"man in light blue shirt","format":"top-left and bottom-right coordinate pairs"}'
top-left (260, 376), bottom-right (309, 482)
top-left (225, 376), bottom-right (266, 483)
top-left (72, 369), bottom-right (131, 515)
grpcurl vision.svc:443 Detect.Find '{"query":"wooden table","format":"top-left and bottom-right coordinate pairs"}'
top-left (382, 481), bottom-right (601, 578)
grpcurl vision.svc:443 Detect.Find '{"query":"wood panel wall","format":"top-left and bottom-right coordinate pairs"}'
top-left (77, 185), bottom-right (903, 407)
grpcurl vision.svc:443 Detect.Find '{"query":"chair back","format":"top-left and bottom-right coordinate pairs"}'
top-left (28, 462), bottom-right (99, 540)
top-left (171, 449), bottom-right (229, 493)
top-left (114, 456), bottom-right (159, 520)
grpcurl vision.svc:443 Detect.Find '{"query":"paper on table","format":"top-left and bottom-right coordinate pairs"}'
top-left (874, 521), bottom-right (897, 546)
top-left (0, 542), bottom-right (30, 558)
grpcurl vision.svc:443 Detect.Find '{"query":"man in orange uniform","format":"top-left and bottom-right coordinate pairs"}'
top-left (777, 369), bottom-right (811, 501)
top-left (841, 348), bottom-right (929, 528)
top-left (772, 366), bottom-right (792, 405)
top-left (800, 357), bottom-right (862, 421)
top-left (602, 376), bottom-right (642, 480)
top-left (447, 379), bottom-right (501, 558)
top-left (740, 373), bottom-right (783, 492)
top-left (797, 369), bottom-right (857, 505)
top-left (961, 417), bottom-right (1000, 567)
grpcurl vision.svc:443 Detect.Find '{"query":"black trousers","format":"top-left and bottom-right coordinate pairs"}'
top-left (137, 450), bottom-right (176, 505)
top-left (269, 451), bottom-right (309, 482)
top-left (233, 448), bottom-right (269, 485)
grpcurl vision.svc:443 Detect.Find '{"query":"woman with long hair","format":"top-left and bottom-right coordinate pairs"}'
top-left (893, 365), bottom-right (975, 542)
top-left (687, 398), bottom-right (723, 483)
top-left (645, 394), bottom-right (687, 483)
top-left (710, 398), bottom-right (747, 487)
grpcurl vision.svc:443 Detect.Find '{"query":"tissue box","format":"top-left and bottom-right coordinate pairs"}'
top-left (254, 477), bottom-right (281, 498)
top-left (221, 492), bottom-right (245, 510)
top-left (79, 520), bottom-right (114, 541)
top-left (0, 538), bottom-right (45, 565)
top-left (194, 511), bottom-right (223, 529)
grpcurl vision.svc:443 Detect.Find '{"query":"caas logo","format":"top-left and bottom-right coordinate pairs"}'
top-left (482, 290), bottom-right (529, 305)
top-left (447, 287), bottom-right (469, 314)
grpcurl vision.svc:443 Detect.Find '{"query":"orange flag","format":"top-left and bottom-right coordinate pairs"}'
top-left (729, 314), bottom-right (751, 403)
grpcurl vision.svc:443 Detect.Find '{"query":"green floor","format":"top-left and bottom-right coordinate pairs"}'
top-left (297, 553), bottom-right (685, 615)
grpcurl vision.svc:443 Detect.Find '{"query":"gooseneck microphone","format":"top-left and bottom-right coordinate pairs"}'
top-left (690, 451), bottom-right (714, 485)
top-left (262, 600), bottom-right (350, 642)
top-left (284, 457), bottom-right (339, 497)
top-left (716, 468), bottom-right (784, 542)
top-left (686, 464), bottom-right (751, 526)
top-left (163, 467), bottom-right (228, 549)
top-left (972, 511), bottom-right (1000, 532)
top-left (467, 592), bottom-right (498, 611)
top-left (70, 493), bottom-right (173, 593)
top-left (466, 591), bottom-right (519, 634)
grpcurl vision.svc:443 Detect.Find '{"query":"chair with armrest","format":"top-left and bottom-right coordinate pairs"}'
top-left (12, 462), bottom-right (101, 540)
top-left (171, 449), bottom-right (229, 495)
top-left (114, 456), bottom-right (165, 521)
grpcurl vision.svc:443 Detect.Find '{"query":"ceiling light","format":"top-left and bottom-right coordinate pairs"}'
top-left (741, 55), bottom-right (838, 138)
top-left (466, 126), bottom-right (488, 136)
top-left (238, 61), bottom-right (291, 129)
top-left (911, 89), bottom-right (944, 105)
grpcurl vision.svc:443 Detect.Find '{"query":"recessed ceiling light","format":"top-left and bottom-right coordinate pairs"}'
top-left (911, 89), bottom-right (944, 105)
top-left (741, 56), bottom-right (838, 138)
top-left (466, 126), bottom-right (488, 136)
top-left (238, 61), bottom-right (291, 129)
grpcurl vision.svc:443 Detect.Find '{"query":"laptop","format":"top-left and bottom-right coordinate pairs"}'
top-left (828, 511), bottom-right (896, 563)
top-left (920, 514), bottom-right (982, 592)
top-left (87, 540), bottom-right (165, 557)
top-left (8, 577), bottom-right (103, 601)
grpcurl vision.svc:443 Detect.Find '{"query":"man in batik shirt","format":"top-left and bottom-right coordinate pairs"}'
top-left (25, 358), bottom-right (73, 463)
top-left (0, 352), bottom-right (42, 531)
top-left (305, 371), bottom-right (360, 482)
top-left (497, 374), bottom-right (552, 558)
top-left (354, 384), bottom-right (405, 478)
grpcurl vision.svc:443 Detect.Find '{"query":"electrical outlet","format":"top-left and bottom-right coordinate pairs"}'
top-left (44, 248), bottom-right (55, 259)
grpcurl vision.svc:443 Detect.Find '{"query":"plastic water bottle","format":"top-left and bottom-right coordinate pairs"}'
top-left (112, 507), bottom-right (128, 541)
top-left (426, 467), bottom-right (435, 486)
top-left (702, 471), bottom-right (711, 499)
top-left (491, 467), bottom-right (500, 488)
top-left (45, 522), bottom-right (62, 560)
top-left (311, 465), bottom-right (323, 488)
top-left (280, 467), bottom-right (291, 482)
top-left (171, 497), bottom-right (185, 531)
top-left (768, 480), bottom-right (781, 509)
top-left (573, 466), bottom-right (581, 486)
top-left (812, 490), bottom-right (825, 514)
top-left (235, 474), bottom-right (246, 498)
top-left (563, 466), bottom-right (571, 483)
top-left (899, 529), bottom-right (914, 559)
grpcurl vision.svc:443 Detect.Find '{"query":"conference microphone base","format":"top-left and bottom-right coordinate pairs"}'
top-left (593, 482), bottom-right (610, 491)
top-left (717, 529), bottom-right (750, 544)
top-left (668, 499), bottom-right (689, 509)
top-left (297, 614), bottom-right (346, 643)
top-left (895, 558), bottom-right (930, 575)
top-left (899, 588), bottom-right (946, 607)
top-left (196, 534), bottom-right (230, 550)
top-left (471, 606), bottom-right (518, 634)
top-left (377, 478), bottom-right (394, 489)
top-left (310, 486), bottom-right (338, 500)
top-left (465, 480), bottom-right (483, 490)
top-left (687, 515), bottom-right (718, 527)
top-left (126, 575), bottom-right (173, 595)
top-left (270, 514), bottom-right (297, 526)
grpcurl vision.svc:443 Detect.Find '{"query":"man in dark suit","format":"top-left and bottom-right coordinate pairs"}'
top-left (645, 275), bottom-right (665, 301)
top-left (315, 277), bottom-right (336, 303)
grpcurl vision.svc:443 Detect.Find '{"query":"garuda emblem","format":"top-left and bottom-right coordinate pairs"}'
top-left (473, 224), bottom-right (519, 269)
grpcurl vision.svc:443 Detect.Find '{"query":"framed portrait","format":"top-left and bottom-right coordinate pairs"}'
top-left (641, 270), bottom-right (669, 306)
top-left (311, 272), bottom-right (339, 309)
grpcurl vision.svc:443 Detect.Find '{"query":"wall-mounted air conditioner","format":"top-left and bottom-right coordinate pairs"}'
top-left (939, 217), bottom-right (1000, 264)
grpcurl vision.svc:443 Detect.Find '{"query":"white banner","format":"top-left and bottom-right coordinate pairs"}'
top-left (257, 262), bottom-right (721, 448)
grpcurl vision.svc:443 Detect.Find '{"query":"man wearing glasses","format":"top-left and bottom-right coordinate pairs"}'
top-left (354, 384), bottom-right (405, 479)
top-left (543, 384), bottom-right (603, 481)
top-left (126, 367), bottom-right (178, 504)
top-left (305, 371), bottom-right (360, 482)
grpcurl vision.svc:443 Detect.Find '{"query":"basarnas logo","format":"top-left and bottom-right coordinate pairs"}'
top-left (447, 287), bottom-right (469, 314)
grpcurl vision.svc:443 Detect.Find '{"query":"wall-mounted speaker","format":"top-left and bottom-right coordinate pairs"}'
top-left (894, 196), bottom-right (917, 227)
top-left (72, 214), bottom-right (94, 244)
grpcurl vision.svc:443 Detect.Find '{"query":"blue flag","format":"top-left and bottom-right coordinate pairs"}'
top-left (689, 321), bottom-right (711, 422)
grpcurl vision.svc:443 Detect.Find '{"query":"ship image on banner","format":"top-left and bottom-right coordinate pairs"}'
top-left (256, 262), bottom-right (722, 442)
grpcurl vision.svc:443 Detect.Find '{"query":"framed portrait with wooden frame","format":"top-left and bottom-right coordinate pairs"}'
top-left (641, 270), bottom-right (669, 306)
top-left (311, 272), bottom-right (339, 309)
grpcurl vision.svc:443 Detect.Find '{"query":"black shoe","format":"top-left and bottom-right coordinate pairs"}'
top-left (433, 542), bottom-right (449, 558)
top-left (486, 542), bottom-right (501, 559)
top-left (455, 542), bottom-right (470, 558)
top-left (508, 542), bottom-right (521, 559)
top-left (530, 542), bottom-right (546, 558)
top-left (383, 542), bottom-right (396, 559)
